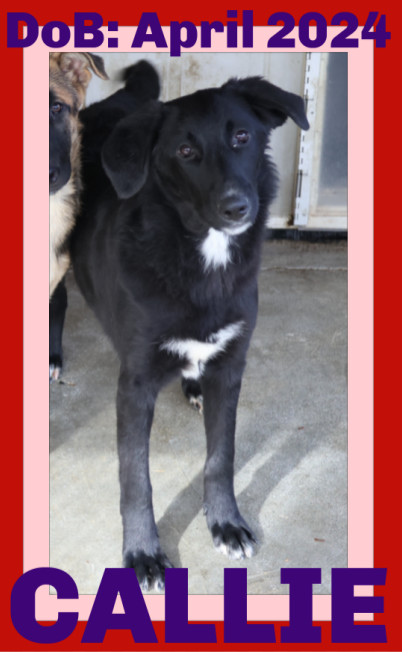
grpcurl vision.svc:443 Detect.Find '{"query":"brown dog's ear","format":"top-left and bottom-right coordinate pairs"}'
top-left (223, 76), bottom-right (309, 131)
top-left (102, 101), bottom-right (163, 199)
top-left (55, 52), bottom-right (108, 106)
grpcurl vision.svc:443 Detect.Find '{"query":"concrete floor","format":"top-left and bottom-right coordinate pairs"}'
top-left (50, 239), bottom-right (347, 596)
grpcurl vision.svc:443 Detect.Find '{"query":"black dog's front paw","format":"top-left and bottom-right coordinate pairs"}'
top-left (49, 354), bottom-right (63, 382)
top-left (123, 550), bottom-right (173, 592)
top-left (211, 521), bottom-right (257, 560)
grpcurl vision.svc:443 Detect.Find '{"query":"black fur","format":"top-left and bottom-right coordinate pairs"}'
top-left (49, 279), bottom-right (68, 375)
top-left (70, 61), bottom-right (308, 591)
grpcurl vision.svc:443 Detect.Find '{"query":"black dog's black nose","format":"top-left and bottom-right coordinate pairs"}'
top-left (219, 194), bottom-right (250, 221)
top-left (49, 167), bottom-right (59, 186)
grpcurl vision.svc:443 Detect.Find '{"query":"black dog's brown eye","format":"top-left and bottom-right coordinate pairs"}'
top-left (233, 130), bottom-right (250, 146)
top-left (177, 144), bottom-right (193, 159)
top-left (52, 103), bottom-right (63, 114)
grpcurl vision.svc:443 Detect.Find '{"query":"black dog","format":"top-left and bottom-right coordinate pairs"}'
top-left (70, 61), bottom-right (308, 591)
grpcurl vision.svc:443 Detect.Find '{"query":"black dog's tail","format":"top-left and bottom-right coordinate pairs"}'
top-left (122, 60), bottom-right (160, 103)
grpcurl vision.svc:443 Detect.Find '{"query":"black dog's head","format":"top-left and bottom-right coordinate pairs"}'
top-left (49, 52), bottom-right (107, 195)
top-left (102, 76), bottom-right (309, 235)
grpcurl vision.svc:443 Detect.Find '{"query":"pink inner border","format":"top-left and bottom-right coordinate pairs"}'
top-left (23, 27), bottom-right (374, 623)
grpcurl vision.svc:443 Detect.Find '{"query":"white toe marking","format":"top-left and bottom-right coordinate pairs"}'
top-left (189, 395), bottom-right (203, 414)
top-left (49, 364), bottom-right (61, 382)
top-left (243, 542), bottom-right (255, 559)
top-left (215, 540), bottom-right (255, 560)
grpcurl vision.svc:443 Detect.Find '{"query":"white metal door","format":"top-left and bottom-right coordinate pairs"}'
top-left (294, 52), bottom-right (348, 231)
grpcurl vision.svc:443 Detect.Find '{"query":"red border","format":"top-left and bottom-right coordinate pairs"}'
top-left (1, 1), bottom-right (400, 649)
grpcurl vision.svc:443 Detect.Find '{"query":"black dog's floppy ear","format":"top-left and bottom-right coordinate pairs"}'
top-left (224, 77), bottom-right (309, 131)
top-left (102, 100), bottom-right (163, 199)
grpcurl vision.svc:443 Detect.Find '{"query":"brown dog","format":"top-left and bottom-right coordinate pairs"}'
top-left (50, 52), bottom-right (108, 297)
top-left (49, 53), bottom-right (107, 379)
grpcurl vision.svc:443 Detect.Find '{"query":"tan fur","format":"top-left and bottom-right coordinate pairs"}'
top-left (49, 53), bottom-right (107, 299)
top-left (50, 181), bottom-right (76, 296)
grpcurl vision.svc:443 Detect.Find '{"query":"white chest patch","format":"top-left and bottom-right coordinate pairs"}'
top-left (199, 228), bottom-right (232, 271)
top-left (161, 321), bottom-right (245, 379)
